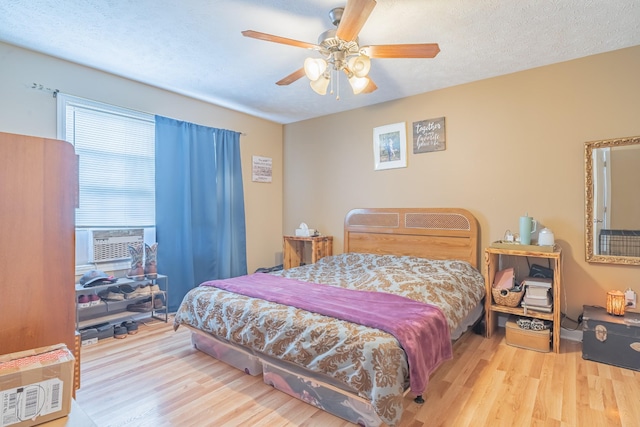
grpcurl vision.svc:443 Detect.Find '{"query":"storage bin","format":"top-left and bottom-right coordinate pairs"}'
top-left (505, 315), bottom-right (550, 352)
top-left (262, 360), bottom-right (382, 427)
top-left (492, 287), bottom-right (524, 307)
top-left (582, 305), bottom-right (640, 371)
top-left (80, 327), bottom-right (99, 346)
top-left (191, 331), bottom-right (262, 376)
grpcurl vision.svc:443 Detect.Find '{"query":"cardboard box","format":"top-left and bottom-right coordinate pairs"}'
top-left (0, 344), bottom-right (74, 427)
top-left (505, 316), bottom-right (551, 352)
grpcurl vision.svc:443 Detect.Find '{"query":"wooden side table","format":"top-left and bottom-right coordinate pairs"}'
top-left (484, 246), bottom-right (562, 353)
top-left (283, 235), bottom-right (333, 269)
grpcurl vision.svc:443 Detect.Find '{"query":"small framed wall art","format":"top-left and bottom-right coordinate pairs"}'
top-left (373, 122), bottom-right (407, 170)
top-left (252, 155), bottom-right (272, 182)
top-left (412, 117), bottom-right (445, 154)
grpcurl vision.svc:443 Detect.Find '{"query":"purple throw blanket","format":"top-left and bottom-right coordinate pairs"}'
top-left (201, 273), bottom-right (452, 395)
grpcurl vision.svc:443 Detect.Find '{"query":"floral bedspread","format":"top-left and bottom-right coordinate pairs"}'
top-left (173, 253), bottom-right (485, 426)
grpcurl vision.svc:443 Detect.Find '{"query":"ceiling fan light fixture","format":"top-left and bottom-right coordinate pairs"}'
top-left (304, 57), bottom-right (327, 81)
top-left (348, 75), bottom-right (370, 95)
top-left (347, 54), bottom-right (371, 77)
top-left (310, 75), bottom-right (330, 95)
top-left (242, 0), bottom-right (439, 98)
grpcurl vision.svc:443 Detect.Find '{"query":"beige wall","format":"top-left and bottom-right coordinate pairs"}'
top-left (283, 45), bottom-right (640, 319)
top-left (0, 41), bottom-right (283, 274)
top-left (4, 40), bottom-right (639, 319)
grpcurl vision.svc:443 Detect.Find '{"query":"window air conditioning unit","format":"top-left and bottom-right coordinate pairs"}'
top-left (91, 229), bottom-right (144, 263)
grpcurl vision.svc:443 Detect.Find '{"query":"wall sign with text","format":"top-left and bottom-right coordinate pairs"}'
top-left (252, 155), bottom-right (272, 183)
top-left (412, 117), bottom-right (445, 154)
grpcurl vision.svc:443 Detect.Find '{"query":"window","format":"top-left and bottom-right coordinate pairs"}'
top-left (57, 94), bottom-right (156, 228)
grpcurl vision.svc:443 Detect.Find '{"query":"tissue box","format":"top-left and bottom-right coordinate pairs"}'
top-left (295, 228), bottom-right (316, 237)
top-left (0, 343), bottom-right (75, 426)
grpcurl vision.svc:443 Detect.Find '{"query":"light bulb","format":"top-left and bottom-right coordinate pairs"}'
top-left (348, 75), bottom-right (370, 94)
top-left (310, 75), bottom-right (330, 95)
top-left (347, 55), bottom-right (371, 78)
top-left (304, 58), bottom-right (327, 81)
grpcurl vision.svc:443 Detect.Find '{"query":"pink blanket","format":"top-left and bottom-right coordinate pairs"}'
top-left (201, 273), bottom-right (452, 395)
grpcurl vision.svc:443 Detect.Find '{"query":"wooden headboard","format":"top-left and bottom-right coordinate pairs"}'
top-left (344, 208), bottom-right (479, 269)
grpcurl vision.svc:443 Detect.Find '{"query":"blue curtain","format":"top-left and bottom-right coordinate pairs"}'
top-left (155, 116), bottom-right (247, 312)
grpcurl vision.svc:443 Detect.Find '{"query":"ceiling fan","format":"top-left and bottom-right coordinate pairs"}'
top-left (242, 0), bottom-right (440, 98)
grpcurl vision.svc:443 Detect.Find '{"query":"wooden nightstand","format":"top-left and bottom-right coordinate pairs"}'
top-left (484, 246), bottom-right (562, 353)
top-left (283, 235), bottom-right (333, 269)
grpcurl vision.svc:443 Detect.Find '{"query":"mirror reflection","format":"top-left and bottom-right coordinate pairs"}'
top-left (585, 136), bottom-right (640, 265)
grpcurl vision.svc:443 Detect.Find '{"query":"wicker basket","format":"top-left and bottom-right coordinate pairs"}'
top-left (492, 287), bottom-right (524, 307)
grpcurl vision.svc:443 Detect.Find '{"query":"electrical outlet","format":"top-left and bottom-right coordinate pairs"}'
top-left (625, 289), bottom-right (637, 309)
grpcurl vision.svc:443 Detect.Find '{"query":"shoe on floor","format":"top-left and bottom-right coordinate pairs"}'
top-left (113, 325), bottom-right (128, 339)
top-left (122, 320), bottom-right (139, 335)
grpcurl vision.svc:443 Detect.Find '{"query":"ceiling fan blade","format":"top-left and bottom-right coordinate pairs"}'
top-left (362, 43), bottom-right (441, 58)
top-left (242, 30), bottom-right (319, 50)
top-left (336, 0), bottom-right (377, 42)
top-left (276, 68), bottom-right (306, 86)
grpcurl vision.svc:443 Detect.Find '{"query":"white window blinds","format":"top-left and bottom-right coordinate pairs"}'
top-left (57, 94), bottom-right (156, 228)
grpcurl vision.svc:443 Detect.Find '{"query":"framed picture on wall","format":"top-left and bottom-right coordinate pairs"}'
top-left (412, 117), bottom-right (446, 154)
top-left (373, 122), bottom-right (407, 170)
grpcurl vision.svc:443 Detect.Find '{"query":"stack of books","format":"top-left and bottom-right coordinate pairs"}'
top-left (521, 277), bottom-right (553, 312)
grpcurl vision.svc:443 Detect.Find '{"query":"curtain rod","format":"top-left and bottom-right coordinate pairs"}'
top-left (31, 83), bottom-right (59, 98)
top-left (29, 82), bottom-right (247, 136)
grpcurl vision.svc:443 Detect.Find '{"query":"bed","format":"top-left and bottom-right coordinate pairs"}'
top-left (174, 207), bottom-right (485, 426)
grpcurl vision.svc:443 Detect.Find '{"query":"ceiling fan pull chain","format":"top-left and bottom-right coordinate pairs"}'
top-left (329, 68), bottom-right (334, 96)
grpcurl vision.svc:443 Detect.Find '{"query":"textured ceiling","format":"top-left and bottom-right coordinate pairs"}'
top-left (1, 0), bottom-right (639, 124)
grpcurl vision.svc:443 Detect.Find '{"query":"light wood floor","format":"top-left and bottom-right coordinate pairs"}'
top-left (75, 316), bottom-right (640, 427)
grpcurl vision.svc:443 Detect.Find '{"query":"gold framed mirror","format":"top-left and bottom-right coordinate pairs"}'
top-left (585, 135), bottom-right (640, 265)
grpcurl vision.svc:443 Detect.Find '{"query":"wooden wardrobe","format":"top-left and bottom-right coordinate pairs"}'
top-left (0, 132), bottom-right (76, 359)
